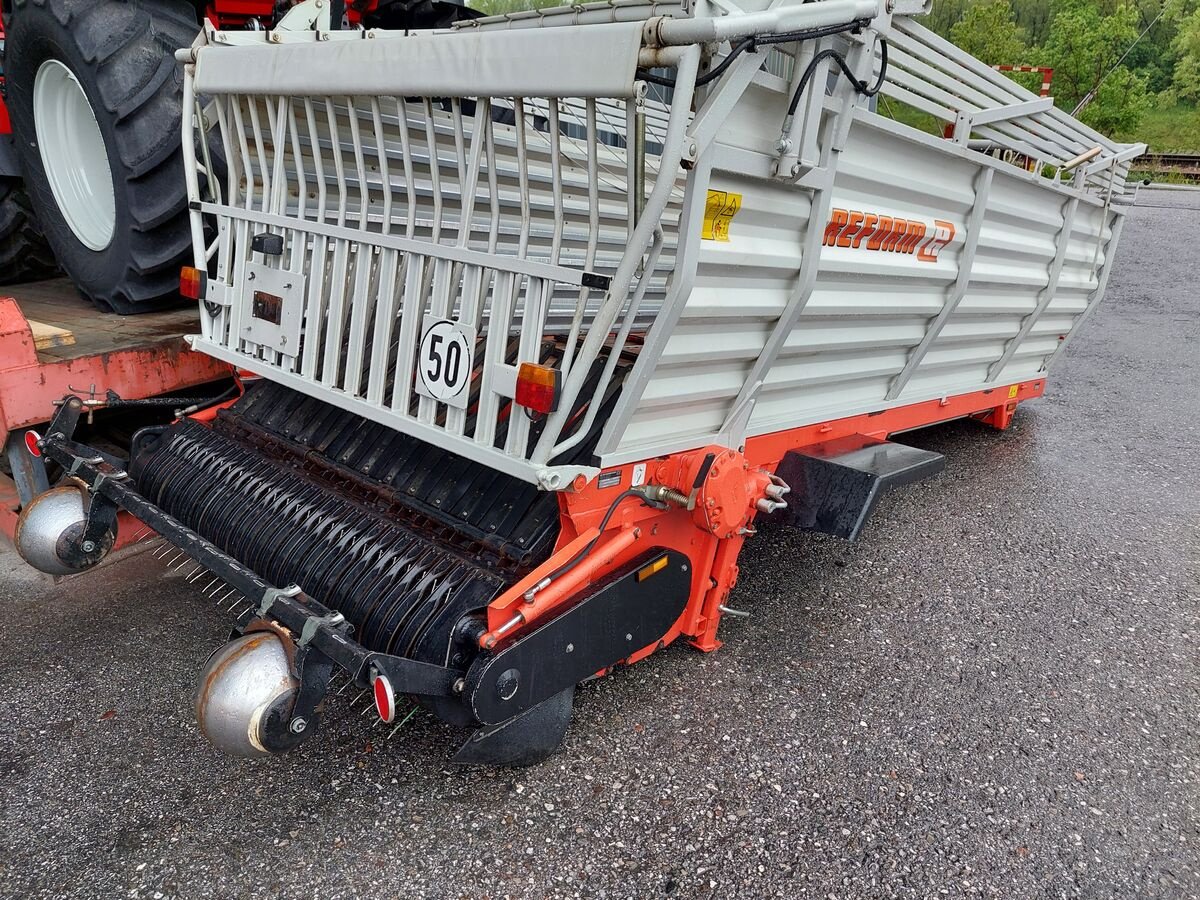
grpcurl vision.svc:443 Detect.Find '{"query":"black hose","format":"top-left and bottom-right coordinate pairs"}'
top-left (785, 39), bottom-right (889, 118)
top-left (636, 18), bottom-right (875, 89)
top-left (543, 488), bottom-right (645, 586)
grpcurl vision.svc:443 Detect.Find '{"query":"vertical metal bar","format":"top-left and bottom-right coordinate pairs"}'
top-left (325, 98), bottom-right (348, 227)
top-left (391, 253), bottom-right (426, 413)
top-left (395, 97), bottom-right (416, 238)
top-left (370, 97), bottom-right (392, 235)
top-left (344, 245), bottom-right (374, 393)
top-left (346, 98), bottom-right (370, 230)
top-left (321, 239), bottom-right (350, 386)
top-left (559, 97), bottom-right (599, 377)
top-left (301, 231), bottom-right (329, 379)
top-left (266, 95), bottom-right (289, 217)
top-left (367, 248), bottom-right (401, 405)
top-left (417, 256), bottom-right (451, 424)
top-left (304, 98), bottom-right (328, 224)
top-left (504, 275), bottom-right (540, 457)
top-left (423, 98), bottom-right (444, 244)
top-left (229, 98), bottom-right (256, 212)
top-left (475, 269), bottom-right (516, 447)
top-left (987, 193), bottom-right (1081, 382)
top-left (1045, 213), bottom-right (1126, 364)
top-left (245, 98), bottom-right (272, 213)
top-left (886, 167), bottom-right (994, 400)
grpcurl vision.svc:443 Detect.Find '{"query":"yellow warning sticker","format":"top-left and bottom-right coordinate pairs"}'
top-left (1007, 384), bottom-right (1020, 399)
top-left (702, 190), bottom-right (742, 241)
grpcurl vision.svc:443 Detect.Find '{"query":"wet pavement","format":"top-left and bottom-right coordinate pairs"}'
top-left (0, 189), bottom-right (1196, 899)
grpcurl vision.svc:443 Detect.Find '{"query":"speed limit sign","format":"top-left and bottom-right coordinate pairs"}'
top-left (416, 316), bottom-right (476, 409)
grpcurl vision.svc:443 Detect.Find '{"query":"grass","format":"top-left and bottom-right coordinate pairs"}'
top-left (1116, 103), bottom-right (1200, 153)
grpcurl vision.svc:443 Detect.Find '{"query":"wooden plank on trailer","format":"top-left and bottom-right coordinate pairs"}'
top-left (27, 320), bottom-right (76, 351)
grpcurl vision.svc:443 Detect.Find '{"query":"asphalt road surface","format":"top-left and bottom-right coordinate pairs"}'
top-left (0, 189), bottom-right (1196, 900)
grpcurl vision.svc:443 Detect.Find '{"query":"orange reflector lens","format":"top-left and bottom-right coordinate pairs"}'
top-left (515, 363), bottom-right (560, 415)
top-left (24, 430), bottom-right (42, 458)
top-left (179, 266), bottom-right (207, 300)
top-left (372, 673), bottom-right (396, 723)
top-left (637, 554), bottom-right (669, 582)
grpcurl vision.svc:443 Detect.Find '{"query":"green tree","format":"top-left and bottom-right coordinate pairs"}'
top-left (1041, 1), bottom-right (1152, 134)
top-left (949, 0), bottom-right (1029, 64)
top-left (1171, 8), bottom-right (1200, 100)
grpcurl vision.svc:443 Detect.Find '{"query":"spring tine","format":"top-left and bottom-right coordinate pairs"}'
top-left (349, 689), bottom-right (368, 708)
top-left (386, 706), bottom-right (419, 741)
top-left (187, 566), bottom-right (210, 583)
top-left (227, 593), bottom-right (247, 611)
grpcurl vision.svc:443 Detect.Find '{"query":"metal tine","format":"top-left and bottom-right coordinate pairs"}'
top-left (186, 565), bottom-right (211, 583)
top-left (386, 706), bottom-right (420, 741)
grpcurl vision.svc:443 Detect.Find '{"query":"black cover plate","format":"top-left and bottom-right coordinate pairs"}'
top-left (465, 549), bottom-right (691, 726)
top-left (774, 435), bottom-right (945, 540)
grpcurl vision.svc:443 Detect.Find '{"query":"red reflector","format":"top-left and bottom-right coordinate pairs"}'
top-left (179, 266), bottom-right (206, 300)
top-left (24, 430), bottom-right (42, 458)
top-left (372, 673), bottom-right (396, 723)
top-left (514, 363), bottom-right (560, 415)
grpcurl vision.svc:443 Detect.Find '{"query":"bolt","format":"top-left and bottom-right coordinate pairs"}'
top-left (289, 717), bottom-right (307, 734)
top-left (452, 677), bottom-right (465, 694)
top-left (81, 540), bottom-right (96, 553)
top-left (565, 643), bottom-right (574, 654)
top-left (279, 336), bottom-right (287, 345)
top-left (625, 633), bottom-right (633, 642)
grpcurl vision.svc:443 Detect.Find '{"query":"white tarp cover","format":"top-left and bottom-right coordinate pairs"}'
top-left (193, 22), bottom-right (646, 98)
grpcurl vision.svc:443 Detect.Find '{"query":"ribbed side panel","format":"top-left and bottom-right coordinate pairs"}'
top-left (610, 114), bottom-right (1119, 462)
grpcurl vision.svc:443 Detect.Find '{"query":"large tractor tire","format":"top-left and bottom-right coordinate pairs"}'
top-left (0, 174), bottom-right (59, 283)
top-left (4, 0), bottom-right (198, 313)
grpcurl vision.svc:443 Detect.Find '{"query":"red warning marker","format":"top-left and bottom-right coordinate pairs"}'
top-left (372, 672), bottom-right (396, 723)
top-left (24, 430), bottom-right (42, 458)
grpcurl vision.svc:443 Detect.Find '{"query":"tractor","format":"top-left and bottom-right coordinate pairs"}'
top-left (0, 0), bottom-right (474, 313)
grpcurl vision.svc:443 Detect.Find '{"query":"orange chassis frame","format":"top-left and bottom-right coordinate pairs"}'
top-left (481, 378), bottom-right (1044, 664)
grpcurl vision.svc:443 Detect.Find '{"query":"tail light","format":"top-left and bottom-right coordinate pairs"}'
top-left (180, 266), bottom-right (207, 300)
top-left (24, 430), bottom-right (42, 458)
top-left (515, 363), bottom-right (560, 415)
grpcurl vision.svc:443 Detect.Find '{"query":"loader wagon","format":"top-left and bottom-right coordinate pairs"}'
top-left (14, 0), bottom-right (1142, 765)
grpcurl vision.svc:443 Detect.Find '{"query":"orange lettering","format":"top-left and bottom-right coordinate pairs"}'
top-left (881, 218), bottom-right (907, 252)
top-left (899, 221), bottom-right (927, 254)
top-left (823, 209), bottom-right (849, 247)
top-left (867, 216), bottom-right (893, 251)
top-left (852, 214), bottom-right (879, 249)
top-left (837, 211), bottom-right (865, 248)
top-left (917, 219), bottom-right (957, 263)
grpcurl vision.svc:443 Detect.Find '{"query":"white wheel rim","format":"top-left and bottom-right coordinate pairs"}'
top-left (33, 59), bottom-right (116, 252)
